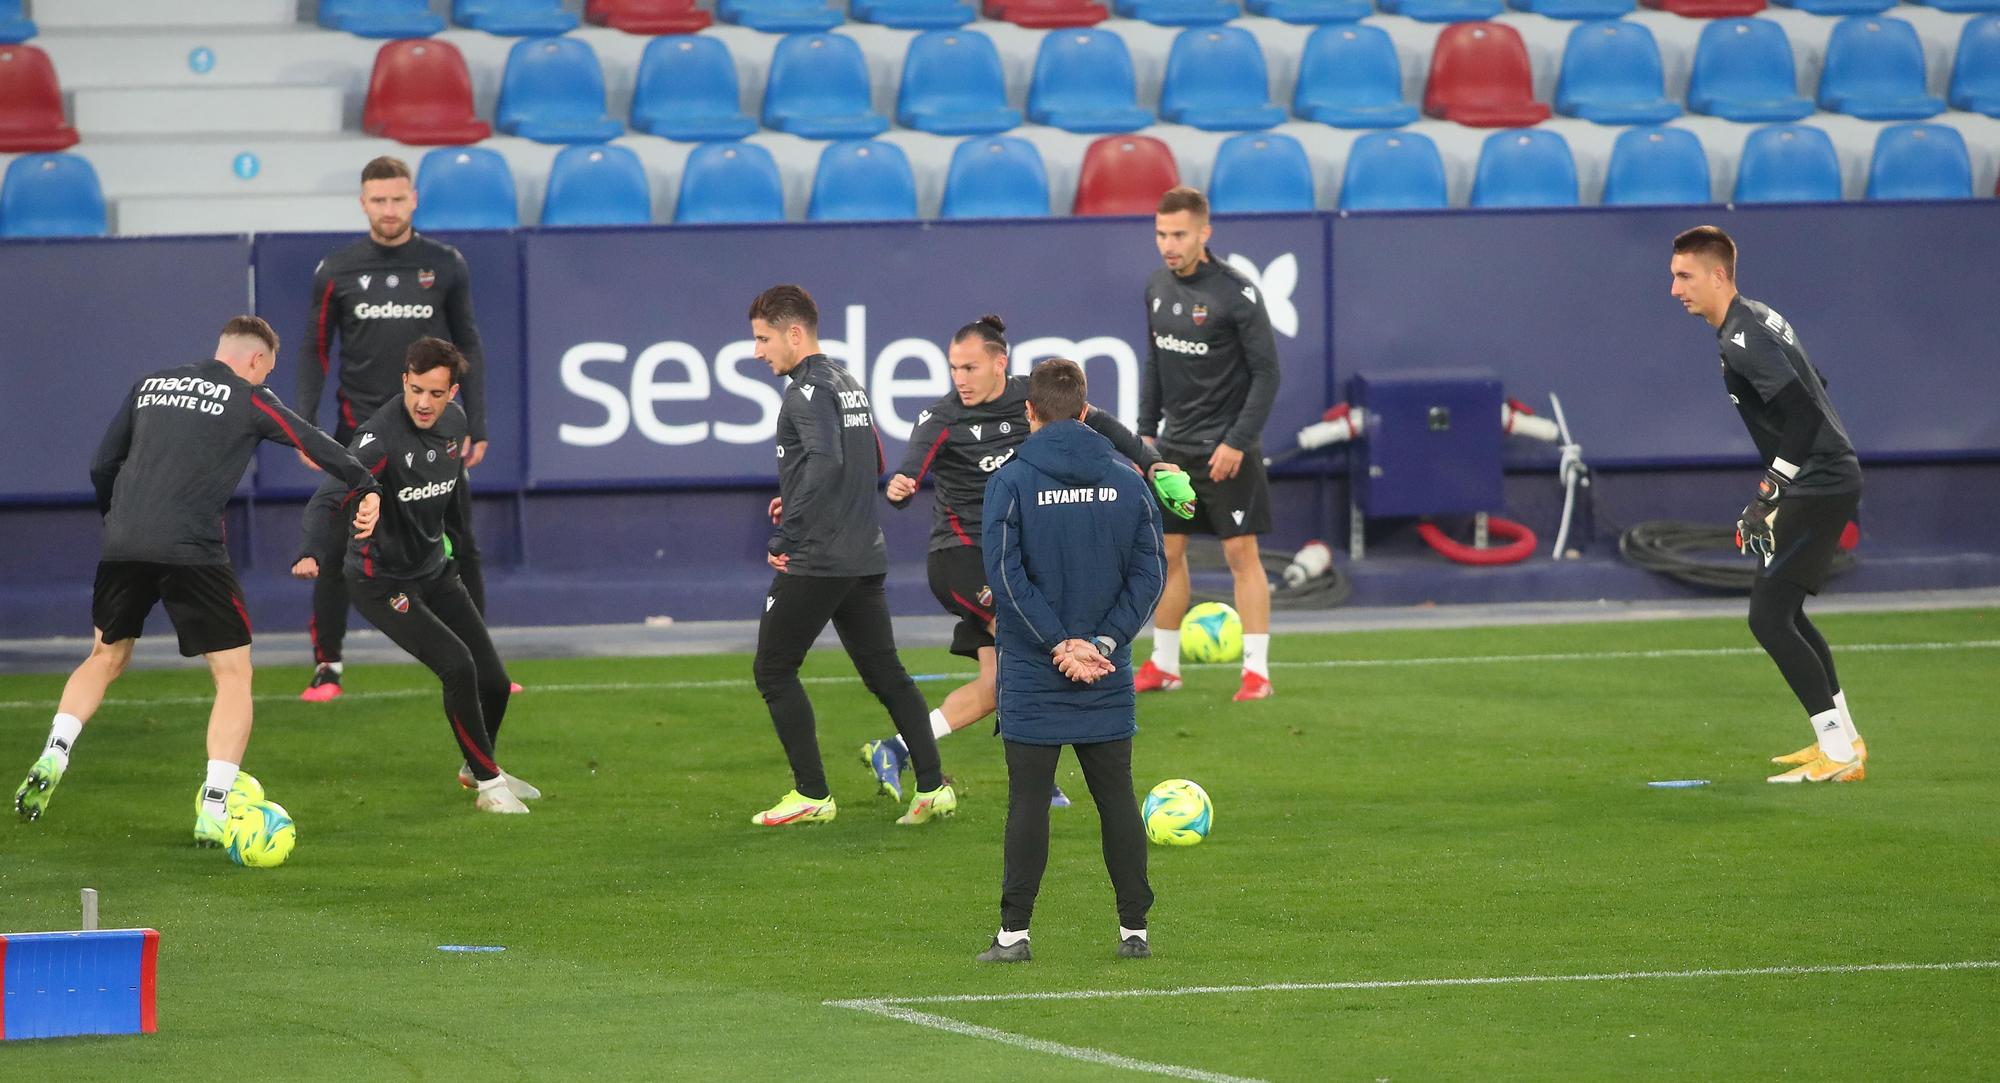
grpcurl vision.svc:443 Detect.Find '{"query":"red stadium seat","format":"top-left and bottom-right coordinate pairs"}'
top-left (1641, 0), bottom-right (1764, 15)
top-left (985, 0), bottom-right (1110, 27)
top-left (585, 0), bottom-right (714, 33)
top-left (363, 39), bottom-right (492, 146)
top-left (1423, 22), bottom-right (1552, 128)
top-left (1072, 134), bottom-right (1180, 215)
top-left (0, 44), bottom-right (79, 152)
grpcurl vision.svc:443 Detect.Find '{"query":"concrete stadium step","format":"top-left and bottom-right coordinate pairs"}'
top-left (114, 193), bottom-right (363, 236)
top-left (75, 85), bottom-right (348, 138)
top-left (34, 0), bottom-right (297, 30)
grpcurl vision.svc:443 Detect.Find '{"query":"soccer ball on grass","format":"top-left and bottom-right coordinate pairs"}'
top-left (1178, 602), bottom-right (1242, 664)
top-left (1143, 779), bottom-right (1212, 847)
top-left (226, 799), bottom-right (297, 868)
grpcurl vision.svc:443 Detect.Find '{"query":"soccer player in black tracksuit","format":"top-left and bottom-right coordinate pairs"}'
top-left (1135, 186), bottom-right (1282, 704)
top-left (860, 313), bottom-right (1175, 808)
top-left (297, 155), bottom-right (493, 703)
top-left (1669, 226), bottom-right (1868, 784)
top-left (294, 338), bottom-right (538, 814)
top-left (744, 285), bottom-right (951, 828)
top-left (13, 316), bottom-right (380, 847)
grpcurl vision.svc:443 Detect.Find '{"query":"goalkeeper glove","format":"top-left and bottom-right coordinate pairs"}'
top-left (1735, 468), bottom-right (1784, 561)
top-left (1151, 469), bottom-right (1197, 520)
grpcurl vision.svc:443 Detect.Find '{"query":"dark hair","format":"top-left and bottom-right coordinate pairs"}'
top-left (1673, 225), bottom-right (1737, 281)
top-left (951, 313), bottom-right (1008, 357)
top-left (406, 336), bottom-right (467, 384)
top-left (747, 284), bottom-right (819, 333)
top-left (221, 315), bottom-right (279, 355)
top-left (361, 156), bottom-right (412, 185)
top-left (1027, 357), bottom-right (1086, 424)
top-left (1156, 185), bottom-right (1209, 220)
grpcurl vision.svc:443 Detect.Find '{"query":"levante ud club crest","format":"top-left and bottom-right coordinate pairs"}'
top-left (419, 269), bottom-right (436, 289)
top-left (390, 593), bottom-right (410, 614)
top-left (1191, 304), bottom-right (1208, 327)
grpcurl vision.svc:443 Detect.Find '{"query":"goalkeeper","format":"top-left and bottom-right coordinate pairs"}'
top-left (1669, 226), bottom-right (1866, 784)
top-left (861, 313), bottom-right (1192, 805)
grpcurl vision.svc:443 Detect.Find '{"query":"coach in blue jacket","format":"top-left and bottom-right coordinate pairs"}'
top-left (976, 357), bottom-right (1166, 963)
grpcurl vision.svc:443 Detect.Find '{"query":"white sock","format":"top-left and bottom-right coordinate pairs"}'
top-left (1119, 926), bottom-right (1148, 942)
top-left (1151, 628), bottom-right (1180, 674)
top-left (995, 928), bottom-right (1030, 946)
top-left (45, 713), bottom-right (83, 769)
top-left (319, 661), bottom-right (343, 674)
top-left (1832, 689), bottom-right (1861, 743)
top-left (929, 708), bottom-right (953, 741)
top-left (1811, 708), bottom-right (1855, 762)
top-left (202, 759), bottom-right (238, 817)
top-left (1242, 633), bottom-right (1271, 679)
top-left (476, 774), bottom-right (506, 792)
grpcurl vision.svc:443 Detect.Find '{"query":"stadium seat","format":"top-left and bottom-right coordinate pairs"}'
top-left (0, 44), bottom-right (77, 152)
top-left (414, 147), bottom-right (520, 230)
top-left (809, 140), bottom-right (919, 220)
top-left (1951, 16), bottom-right (2000, 115)
top-left (1209, 133), bottom-right (1316, 212)
top-left (1733, 124), bottom-right (1842, 203)
top-left (898, 30), bottom-right (1022, 135)
top-left (1641, 0), bottom-right (1763, 15)
top-left (1160, 27), bottom-right (1287, 131)
top-left (855, 0), bottom-right (977, 27)
top-left (1113, 0), bottom-right (1240, 26)
top-left (1817, 17), bottom-right (1946, 119)
top-left (1028, 30), bottom-right (1153, 133)
top-left (1601, 126), bottom-right (1711, 205)
top-left (496, 37), bottom-right (625, 143)
top-left (984, 0), bottom-right (1109, 27)
top-left (319, 0), bottom-right (446, 37)
top-left (1338, 131), bottom-right (1448, 210)
top-left (1920, 0), bottom-right (2000, 13)
top-left (675, 142), bottom-right (787, 223)
top-left (1774, 0), bottom-right (1888, 13)
top-left (585, 0), bottom-right (713, 33)
top-left (631, 36), bottom-right (757, 142)
top-left (1507, 0), bottom-right (1633, 18)
top-left (1866, 123), bottom-right (1973, 199)
top-left (1555, 21), bottom-right (1681, 125)
top-left (0, 0), bottom-right (35, 43)
top-left (453, 0), bottom-right (580, 33)
top-left (1378, 0), bottom-right (1504, 22)
top-left (1471, 129), bottom-right (1577, 208)
top-left (363, 40), bottom-right (492, 145)
top-left (716, 0), bottom-right (844, 31)
top-left (1245, 0), bottom-right (1370, 22)
top-left (1687, 19), bottom-right (1813, 123)
top-left (1294, 26), bottom-right (1419, 128)
top-left (0, 153), bottom-right (107, 237)
top-left (541, 144), bottom-right (653, 226)
top-left (940, 136), bottom-right (1051, 218)
top-left (1424, 23), bottom-right (1551, 127)
top-left (1072, 135), bottom-right (1180, 215)
top-left (763, 33), bottom-right (890, 139)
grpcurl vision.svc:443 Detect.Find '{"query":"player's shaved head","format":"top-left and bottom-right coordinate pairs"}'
top-left (1673, 225), bottom-right (1737, 281)
top-left (220, 315), bottom-right (279, 356)
top-left (216, 315), bottom-right (280, 385)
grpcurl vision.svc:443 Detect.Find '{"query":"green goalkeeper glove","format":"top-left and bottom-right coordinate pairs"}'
top-left (1151, 469), bottom-right (1197, 520)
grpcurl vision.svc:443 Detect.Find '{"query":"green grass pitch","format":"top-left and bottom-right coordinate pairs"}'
top-left (3, 608), bottom-right (1996, 1080)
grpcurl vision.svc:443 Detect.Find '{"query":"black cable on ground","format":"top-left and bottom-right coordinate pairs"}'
top-left (1181, 538), bottom-right (1353, 610)
top-left (1618, 520), bottom-right (1856, 593)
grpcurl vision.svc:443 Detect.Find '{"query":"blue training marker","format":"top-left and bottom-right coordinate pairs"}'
top-left (437, 945), bottom-right (507, 953)
top-left (1647, 779), bottom-right (1712, 789)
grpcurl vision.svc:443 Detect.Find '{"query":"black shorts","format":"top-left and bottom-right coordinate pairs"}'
top-left (92, 561), bottom-right (252, 657)
top-left (927, 545), bottom-right (995, 659)
top-left (1159, 444), bottom-right (1272, 538)
top-left (1762, 490), bottom-right (1860, 595)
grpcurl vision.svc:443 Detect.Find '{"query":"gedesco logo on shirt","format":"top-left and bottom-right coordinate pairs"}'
top-left (1153, 333), bottom-right (1209, 356)
top-left (354, 301), bottom-right (436, 320)
top-left (397, 477), bottom-right (457, 502)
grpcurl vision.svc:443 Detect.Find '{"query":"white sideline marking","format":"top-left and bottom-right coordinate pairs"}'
top-left (825, 960), bottom-right (2000, 1081)
top-left (1, 638), bottom-right (1994, 713)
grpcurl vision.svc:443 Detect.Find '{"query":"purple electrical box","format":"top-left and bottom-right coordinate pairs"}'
top-left (1349, 369), bottom-right (1504, 519)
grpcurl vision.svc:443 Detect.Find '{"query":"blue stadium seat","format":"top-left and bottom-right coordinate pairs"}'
top-left (898, 29), bottom-right (1022, 135)
top-left (940, 136), bottom-right (1050, 218)
top-left (414, 147), bottom-right (520, 230)
top-left (1866, 122), bottom-right (1973, 198)
top-left (1376, 0), bottom-right (1503, 22)
top-left (716, 0), bottom-right (844, 31)
top-left (0, 0), bottom-right (36, 43)
top-left (1688, 19), bottom-right (1814, 122)
top-left (452, 0), bottom-right (581, 34)
top-left (1293, 25), bottom-right (1419, 128)
top-left (809, 140), bottom-right (919, 220)
top-left (1950, 16), bottom-right (2000, 115)
top-left (1601, 126), bottom-right (1711, 205)
top-left (1113, 0), bottom-right (1240, 26)
top-left (1817, 16), bottom-right (1946, 119)
top-left (0, 153), bottom-right (107, 237)
top-left (631, 36), bottom-right (757, 142)
top-left (1244, 0), bottom-right (1369, 23)
top-left (1733, 124), bottom-right (1843, 202)
top-left (1028, 29), bottom-right (1153, 133)
top-left (541, 144), bottom-right (653, 226)
top-left (675, 142), bottom-right (787, 223)
top-left (1210, 132), bottom-right (1316, 212)
top-left (1160, 27), bottom-right (1287, 131)
top-left (1920, 0), bottom-right (2000, 14)
top-left (763, 33), bottom-right (890, 139)
top-left (1507, 0), bottom-right (1632, 18)
top-left (1772, 0), bottom-right (1888, 14)
top-left (1470, 129), bottom-right (1578, 208)
top-left (318, 0), bottom-right (446, 37)
top-left (495, 37), bottom-right (624, 143)
top-left (1338, 131), bottom-right (1448, 210)
top-left (854, 0), bottom-right (976, 27)
top-left (1556, 21), bottom-right (1680, 124)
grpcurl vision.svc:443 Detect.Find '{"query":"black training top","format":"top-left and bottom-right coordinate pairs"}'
top-left (1139, 254), bottom-right (1282, 455)
top-left (301, 398), bottom-right (470, 582)
top-left (298, 234), bottom-right (488, 440)
top-left (770, 355), bottom-right (888, 578)
top-left (1716, 295), bottom-right (1861, 495)
top-left (91, 359), bottom-right (377, 565)
top-left (891, 374), bottom-right (1160, 553)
